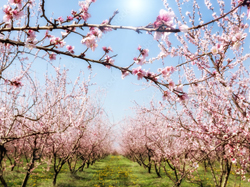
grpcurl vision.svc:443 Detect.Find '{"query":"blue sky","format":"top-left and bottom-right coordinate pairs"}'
top-left (40, 0), bottom-right (169, 123)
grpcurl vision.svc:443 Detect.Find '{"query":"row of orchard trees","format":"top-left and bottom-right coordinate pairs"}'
top-left (0, 68), bottom-right (113, 187)
top-left (121, 77), bottom-right (250, 187)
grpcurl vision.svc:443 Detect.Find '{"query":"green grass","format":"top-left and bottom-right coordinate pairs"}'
top-left (2, 155), bottom-right (250, 186)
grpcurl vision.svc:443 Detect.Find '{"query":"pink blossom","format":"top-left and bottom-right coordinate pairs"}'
top-left (50, 37), bottom-right (65, 48)
top-left (163, 90), bottom-right (170, 100)
top-left (90, 27), bottom-right (102, 39)
top-left (232, 32), bottom-right (247, 42)
top-left (231, 158), bottom-right (237, 164)
top-left (10, 77), bottom-right (23, 88)
top-left (67, 16), bottom-right (74, 21)
top-left (146, 71), bottom-right (158, 82)
top-left (25, 38), bottom-right (38, 49)
top-left (9, 0), bottom-right (22, 9)
top-left (233, 41), bottom-right (241, 50)
top-left (81, 35), bottom-right (98, 51)
top-left (71, 10), bottom-right (77, 16)
top-left (179, 24), bottom-right (189, 32)
top-left (242, 176), bottom-right (246, 181)
top-left (80, 11), bottom-right (91, 22)
top-left (3, 14), bottom-right (12, 22)
top-left (160, 66), bottom-right (175, 79)
top-left (25, 30), bottom-right (37, 49)
top-left (45, 30), bottom-right (51, 38)
top-left (100, 20), bottom-right (112, 33)
top-left (49, 53), bottom-right (56, 61)
top-left (61, 31), bottom-right (68, 37)
top-left (27, 30), bottom-right (36, 40)
top-left (3, 5), bottom-right (23, 22)
top-left (235, 169), bottom-right (240, 175)
top-left (11, 9), bottom-right (24, 20)
top-left (121, 70), bottom-right (130, 79)
top-left (79, 0), bottom-right (90, 8)
top-left (153, 9), bottom-right (175, 28)
top-left (104, 55), bottom-right (114, 69)
top-left (141, 49), bottom-right (149, 59)
top-left (78, 2), bottom-right (91, 21)
top-left (102, 46), bottom-right (113, 53)
top-left (132, 66), bottom-right (146, 80)
top-left (168, 80), bottom-right (175, 91)
top-left (66, 45), bottom-right (75, 54)
top-left (3, 5), bottom-right (12, 15)
top-left (211, 46), bottom-right (218, 55)
top-left (135, 57), bottom-right (146, 65)
top-left (193, 162), bottom-right (199, 169)
top-left (179, 93), bottom-right (189, 101)
top-left (57, 16), bottom-right (64, 24)
top-left (153, 32), bottom-right (162, 40)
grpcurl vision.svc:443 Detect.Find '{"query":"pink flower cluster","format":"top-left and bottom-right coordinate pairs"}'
top-left (102, 46), bottom-right (113, 53)
top-left (3, 5), bottom-right (24, 22)
top-left (100, 20), bottom-right (113, 33)
top-left (104, 55), bottom-right (115, 69)
top-left (132, 66), bottom-right (146, 80)
top-left (66, 45), bottom-right (75, 54)
top-left (163, 90), bottom-right (170, 100)
top-left (50, 37), bottom-right (66, 48)
top-left (134, 46), bottom-right (149, 65)
top-left (153, 9), bottom-right (175, 29)
top-left (81, 35), bottom-right (97, 51)
top-left (132, 66), bottom-right (157, 81)
top-left (49, 53), bottom-right (57, 61)
top-left (121, 70), bottom-right (130, 79)
top-left (81, 28), bottom-right (102, 51)
top-left (158, 66), bottom-right (175, 80)
top-left (9, 0), bottom-right (22, 9)
top-left (89, 27), bottom-right (102, 39)
top-left (78, 0), bottom-right (96, 21)
top-left (10, 76), bottom-right (23, 88)
top-left (25, 30), bottom-right (38, 49)
top-left (153, 9), bottom-right (175, 40)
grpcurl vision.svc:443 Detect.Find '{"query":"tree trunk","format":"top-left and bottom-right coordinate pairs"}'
top-left (148, 164), bottom-right (151, 173)
top-left (21, 155), bottom-right (35, 187)
top-left (80, 162), bottom-right (86, 172)
top-left (221, 160), bottom-right (232, 187)
top-left (67, 159), bottom-right (73, 173)
top-left (0, 145), bottom-right (7, 187)
top-left (53, 171), bottom-right (59, 186)
top-left (154, 163), bottom-right (161, 178)
top-left (0, 172), bottom-right (8, 187)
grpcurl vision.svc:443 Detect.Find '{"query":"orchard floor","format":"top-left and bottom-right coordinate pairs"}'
top-left (5, 155), bottom-right (250, 187)
top-left (29, 155), bottom-right (172, 187)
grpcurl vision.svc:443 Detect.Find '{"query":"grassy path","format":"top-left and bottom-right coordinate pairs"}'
top-left (53, 155), bottom-right (170, 187)
top-left (4, 155), bottom-right (171, 186)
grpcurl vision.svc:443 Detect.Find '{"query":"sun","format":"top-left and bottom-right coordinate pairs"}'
top-left (126, 0), bottom-right (145, 13)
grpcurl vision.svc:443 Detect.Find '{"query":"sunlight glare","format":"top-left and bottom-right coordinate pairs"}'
top-left (126, 0), bottom-right (145, 14)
